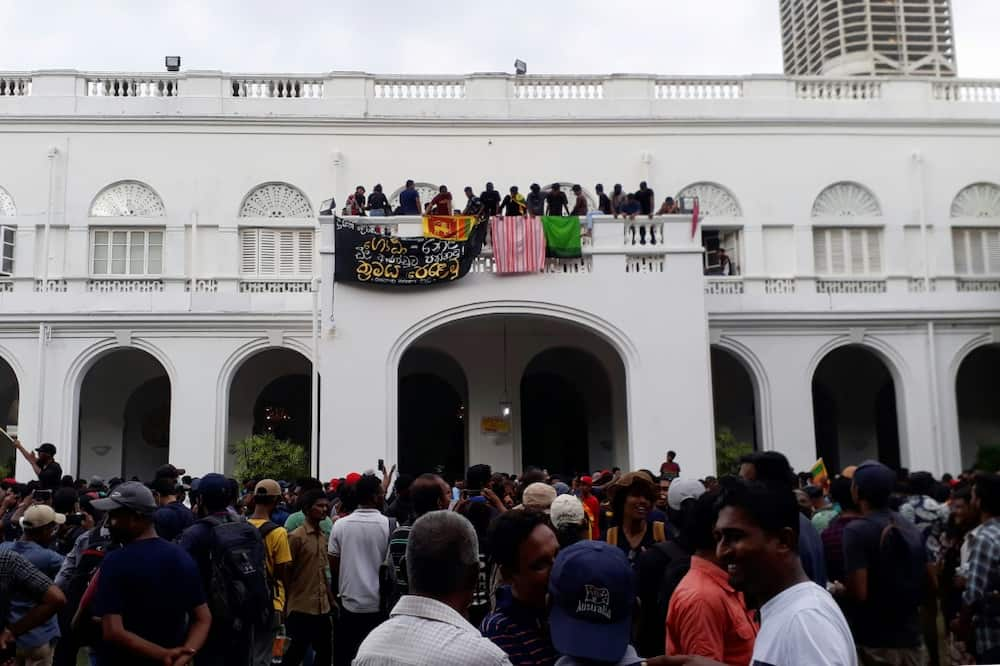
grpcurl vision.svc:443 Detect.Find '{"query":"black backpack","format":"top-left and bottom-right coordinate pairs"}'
top-left (64, 526), bottom-right (118, 648)
top-left (875, 514), bottom-right (925, 608)
top-left (202, 515), bottom-right (272, 634)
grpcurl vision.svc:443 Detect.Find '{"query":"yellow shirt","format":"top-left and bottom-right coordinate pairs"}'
top-left (248, 518), bottom-right (292, 612)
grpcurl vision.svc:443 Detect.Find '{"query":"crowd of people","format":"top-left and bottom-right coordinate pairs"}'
top-left (0, 435), bottom-right (997, 666)
top-left (342, 180), bottom-right (687, 221)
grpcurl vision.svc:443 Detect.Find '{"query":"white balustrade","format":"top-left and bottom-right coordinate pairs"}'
top-left (704, 278), bottom-right (745, 295)
top-left (625, 256), bottom-right (665, 274)
top-left (816, 279), bottom-right (887, 294)
top-left (0, 281), bottom-right (13, 293)
top-left (514, 78), bottom-right (604, 100)
top-left (86, 77), bottom-right (178, 97)
top-left (0, 76), bottom-right (31, 96)
top-left (956, 279), bottom-right (1000, 292)
top-left (933, 81), bottom-right (1000, 103)
top-left (765, 278), bottom-right (796, 294)
top-left (795, 79), bottom-right (881, 100)
top-left (624, 220), bottom-right (664, 246)
top-left (231, 78), bottom-right (324, 98)
top-left (907, 278), bottom-right (936, 293)
top-left (86, 279), bottom-right (164, 293)
top-left (239, 280), bottom-right (313, 293)
top-left (185, 279), bottom-right (219, 293)
top-left (655, 79), bottom-right (742, 100)
top-left (34, 279), bottom-right (67, 293)
top-left (373, 79), bottom-right (465, 99)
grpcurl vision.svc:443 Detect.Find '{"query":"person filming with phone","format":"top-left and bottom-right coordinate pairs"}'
top-left (9, 437), bottom-right (62, 491)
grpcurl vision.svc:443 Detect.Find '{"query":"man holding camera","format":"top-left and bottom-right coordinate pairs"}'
top-left (11, 439), bottom-right (62, 491)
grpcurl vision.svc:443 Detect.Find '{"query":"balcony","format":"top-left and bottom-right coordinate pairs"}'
top-left (0, 70), bottom-right (998, 122)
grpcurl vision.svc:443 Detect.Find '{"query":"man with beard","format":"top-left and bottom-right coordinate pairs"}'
top-left (664, 479), bottom-right (855, 666)
top-left (91, 482), bottom-right (210, 665)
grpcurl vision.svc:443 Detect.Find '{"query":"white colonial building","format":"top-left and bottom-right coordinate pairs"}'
top-left (0, 70), bottom-right (998, 483)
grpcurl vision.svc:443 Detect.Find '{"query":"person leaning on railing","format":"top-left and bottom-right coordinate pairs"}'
top-left (366, 184), bottom-right (391, 217)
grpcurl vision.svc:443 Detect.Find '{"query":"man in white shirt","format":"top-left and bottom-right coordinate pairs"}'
top-left (665, 479), bottom-right (856, 666)
top-left (328, 474), bottom-right (390, 666)
top-left (354, 510), bottom-right (512, 666)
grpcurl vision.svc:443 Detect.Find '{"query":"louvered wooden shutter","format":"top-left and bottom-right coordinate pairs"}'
top-left (813, 229), bottom-right (828, 274)
top-left (865, 229), bottom-right (881, 273)
top-left (298, 230), bottom-right (315, 275)
top-left (987, 229), bottom-right (1000, 274)
top-left (829, 229), bottom-right (846, 274)
top-left (952, 229), bottom-right (969, 275)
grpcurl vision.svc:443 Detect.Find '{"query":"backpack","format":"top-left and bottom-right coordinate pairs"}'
top-left (65, 526), bottom-right (118, 647)
top-left (377, 518), bottom-right (399, 615)
top-left (605, 521), bottom-right (667, 547)
top-left (202, 515), bottom-right (272, 634)
top-left (875, 514), bottom-right (925, 608)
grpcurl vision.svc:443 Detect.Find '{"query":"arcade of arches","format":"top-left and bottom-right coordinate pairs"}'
top-left (396, 316), bottom-right (626, 481)
top-left (956, 344), bottom-right (1000, 470)
top-left (709, 347), bottom-right (758, 455)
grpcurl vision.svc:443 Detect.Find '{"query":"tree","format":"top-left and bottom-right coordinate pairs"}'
top-left (716, 426), bottom-right (753, 478)
top-left (974, 444), bottom-right (1000, 474)
top-left (230, 433), bottom-right (309, 483)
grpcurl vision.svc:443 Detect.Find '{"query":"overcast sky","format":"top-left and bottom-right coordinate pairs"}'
top-left (1, 0), bottom-right (997, 77)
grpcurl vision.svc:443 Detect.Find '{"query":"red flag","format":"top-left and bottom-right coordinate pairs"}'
top-left (490, 216), bottom-right (546, 274)
top-left (690, 198), bottom-right (700, 239)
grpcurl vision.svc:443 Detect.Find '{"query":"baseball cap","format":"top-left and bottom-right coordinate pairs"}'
top-left (521, 483), bottom-right (557, 512)
top-left (345, 472), bottom-right (362, 485)
top-left (34, 443), bottom-right (56, 456)
top-left (667, 478), bottom-right (706, 511)
top-left (254, 479), bottom-right (281, 497)
top-left (90, 481), bottom-right (157, 515)
top-left (550, 495), bottom-right (585, 529)
top-left (853, 460), bottom-right (896, 503)
top-left (155, 464), bottom-right (186, 479)
top-left (197, 473), bottom-right (228, 501)
top-left (579, 475), bottom-right (593, 485)
top-left (20, 504), bottom-right (66, 530)
top-left (549, 541), bottom-right (636, 662)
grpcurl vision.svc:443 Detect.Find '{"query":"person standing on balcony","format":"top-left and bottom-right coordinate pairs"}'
top-left (462, 187), bottom-right (483, 218)
top-left (500, 186), bottom-right (526, 217)
top-left (398, 180), bottom-right (421, 215)
top-left (718, 249), bottom-right (734, 276)
top-left (526, 184), bottom-right (545, 217)
top-left (635, 181), bottom-right (655, 219)
top-left (429, 185), bottom-right (453, 215)
top-left (657, 196), bottom-right (680, 215)
top-left (595, 184), bottom-right (612, 214)
top-left (480, 183), bottom-right (502, 218)
top-left (611, 184), bottom-right (627, 217)
top-left (620, 193), bottom-right (641, 221)
top-left (366, 184), bottom-right (390, 217)
top-left (569, 185), bottom-right (588, 216)
top-left (545, 183), bottom-right (569, 216)
top-left (345, 186), bottom-right (367, 216)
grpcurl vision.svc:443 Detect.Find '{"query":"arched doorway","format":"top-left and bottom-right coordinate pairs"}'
top-left (0, 358), bottom-right (18, 477)
top-left (812, 345), bottom-right (900, 472)
top-left (78, 349), bottom-right (171, 481)
top-left (227, 348), bottom-right (313, 474)
top-left (398, 348), bottom-right (467, 481)
top-left (956, 344), bottom-right (1000, 470)
top-left (710, 347), bottom-right (758, 451)
top-left (521, 347), bottom-right (614, 477)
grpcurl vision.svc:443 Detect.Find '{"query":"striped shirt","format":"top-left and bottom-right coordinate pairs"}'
top-left (963, 517), bottom-right (1000, 656)
top-left (355, 595), bottom-right (512, 666)
top-left (481, 586), bottom-right (558, 666)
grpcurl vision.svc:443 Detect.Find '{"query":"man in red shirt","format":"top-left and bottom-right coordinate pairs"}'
top-left (660, 451), bottom-right (681, 480)
top-left (429, 185), bottom-right (453, 215)
top-left (577, 476), bottom-right (601, 540)
top-left (666, 490), bottom-right (757, 665)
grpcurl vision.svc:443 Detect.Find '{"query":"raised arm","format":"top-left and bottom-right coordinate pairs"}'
top-left (11, 438), bottom-right (41, 476)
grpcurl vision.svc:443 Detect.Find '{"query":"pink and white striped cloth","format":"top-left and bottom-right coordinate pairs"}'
top-left (490, 216), bottom-right (546, 274)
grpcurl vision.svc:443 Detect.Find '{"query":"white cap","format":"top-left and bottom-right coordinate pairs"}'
top-left (550, 494), bottom-right (586, 529)
top-left (667, 478), bottom-right (706, 511)
top-left (521, 482), bottom-right (557, 512)
top-left (20, 505), bottom-right (66, 530)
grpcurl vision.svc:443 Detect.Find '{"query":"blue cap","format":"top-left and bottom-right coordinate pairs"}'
top-left (853, 460), bottom-right (896, 502)
top-left (548, 541), bottom-right (635, 662)
top-left (197, 473), bottom-right (228, 500)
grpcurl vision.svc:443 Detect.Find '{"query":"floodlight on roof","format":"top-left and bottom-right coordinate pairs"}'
top-left (514, 59), bottom-right (527, 76)
top-left (165, 56), bottom-right (181, 72)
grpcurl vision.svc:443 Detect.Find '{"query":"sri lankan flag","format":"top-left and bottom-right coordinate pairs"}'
top-left (423, 215), bottom-right (475, 241)
top-left (810, 458), bottom-right (828, 485)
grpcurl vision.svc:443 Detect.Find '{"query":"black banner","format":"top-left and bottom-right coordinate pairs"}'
top-left (334, 217), bottom-right (487, 286)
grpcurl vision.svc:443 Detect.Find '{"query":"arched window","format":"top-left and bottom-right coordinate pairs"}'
top-left (90, 181), bottom-right (165, 217)
top-left (950, 183), bottom-right (1000, 218)
top-left (677, 182), bottom-right (742, 216)
top-left (811, 182), bottom-right (881, 217)
top-left (239, 183), bottom-right (313, 218)
top-left (0, 187), bottom-right (15, 217)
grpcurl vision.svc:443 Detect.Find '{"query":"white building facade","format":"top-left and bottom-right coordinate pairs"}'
top-left (0, 70), bottom-right (998, 483)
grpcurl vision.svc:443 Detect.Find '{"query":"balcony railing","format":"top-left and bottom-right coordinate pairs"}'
top-left (4, 71), bottom-right (996, 119)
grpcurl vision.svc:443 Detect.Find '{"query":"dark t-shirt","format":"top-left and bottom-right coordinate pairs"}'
top-left (545, 191), bottom-right (568, 215)
top-left (798, 512), bottom-right (827, 588)
top-left (526, 192), bottom-right (545, 216)
top-left (842, 510), bottom-right (923, 648)
top-left (598, 193), bottom-right (612, 214)
top-left (37, 462), bottom-right (62, 490)
top-left (480, 190), bottom-right (501, 216)
top-left (398, 188), bottom-right (420, 214)
top-left (153, 501), bottom-right (195, 542)
top-left (94, 537), bottom-right (205, 665)
top-left (635, 189), bottom-right (654, 214)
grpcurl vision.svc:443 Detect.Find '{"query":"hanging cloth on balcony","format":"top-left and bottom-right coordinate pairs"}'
top-left (422, 215), bottom-right (476, 241)
top-left (490, 216), bottom-right (546, 274)
top-left (334, 217), bottom-right (486, 286)
top-left (540, 216), bottom-right (582, 259)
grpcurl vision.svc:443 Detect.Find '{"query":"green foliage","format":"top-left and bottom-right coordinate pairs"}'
top-left (974, 444), bottom-right (1000, 473)
top-left (716, 426), bottom-right (753, 478)
top-left (230, 433), bottom-right (309, 483)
